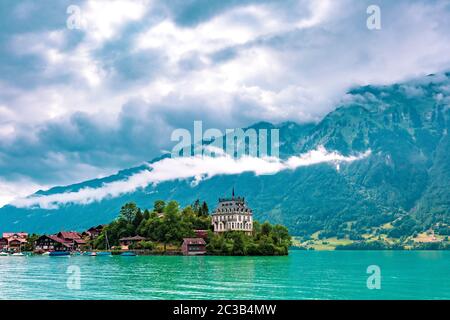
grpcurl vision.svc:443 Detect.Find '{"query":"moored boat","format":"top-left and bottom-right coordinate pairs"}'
top-left (95, 251), bottom-right (112, 256)
top-left (120, 251), bottom-right (136, 256)
top-left (11, 252), bottom-right (25, 256)
top-left (49, 251), bottom-right (70, 257)
top-left (0, 252), bottom-right (9, 256)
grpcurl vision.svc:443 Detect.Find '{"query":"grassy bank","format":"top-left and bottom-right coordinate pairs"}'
top-left (292, 230), bottom-right (450, 250)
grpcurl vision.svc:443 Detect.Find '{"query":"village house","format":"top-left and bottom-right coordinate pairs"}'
top-left (0, 237), bottom-right (8, 251)
top-left (34, 235), bottom-right (71, 252)
top-left (182, 238), bottom-right (206, 255)
top-left (1, 232), bottom-right (28, 252)
top-left (211, 189), bottom-right (253, 235)
top-left (56, 231), bottom-right (87, 250)
top-left (119, 235), bottom-right (146, 250)
top-left (57, 231), bottom-right (82, 241)
top-left (34, 231), bottom-right (88, 252)
top-left (82, 225), bottom-right (104, 240)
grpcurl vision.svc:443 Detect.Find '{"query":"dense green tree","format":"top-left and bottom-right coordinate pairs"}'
top-left (200, 201), bottom-right (209, 217)
top-left (231, 233), bottom-right (245, 255)
top-left (93, 199), bottom-right (290, 256)
top-left (143, 209), bottom-right (150, 220)
top-left (271, 224), bottom-right (290, 246)
top-left (261, 221), bottom-right (272, 236)
top-left (120, 202), bottom-right (139, 223)
top-left (158, 201), bottom-right (183, 251)
top-left (24, 234), bottom-right (40, 251)
top-left (133, 209), bottom-right (144, 229)
top-left (154, 200), bottom-right (166, 213)
top-left (192, 199), bottom-right (200, 215)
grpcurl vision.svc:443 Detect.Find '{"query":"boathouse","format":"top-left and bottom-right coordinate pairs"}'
top-left (181, 238), bottom-right (206, 255)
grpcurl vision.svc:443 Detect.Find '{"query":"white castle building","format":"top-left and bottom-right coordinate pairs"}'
top-left (211, 189), bottom-right (253, 235)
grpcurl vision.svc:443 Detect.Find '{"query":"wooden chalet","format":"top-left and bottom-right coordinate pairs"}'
top-left (56, 231), bottom-right (87, 250)
top-left (34, 235), bottom-right (71, 252)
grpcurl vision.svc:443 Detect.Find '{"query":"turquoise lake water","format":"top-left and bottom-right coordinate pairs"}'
top-left (0, 250), bottom-right (449, 300)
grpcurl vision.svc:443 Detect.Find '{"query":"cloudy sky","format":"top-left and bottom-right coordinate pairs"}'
top-left (1, 0), bottom-right (450, 206)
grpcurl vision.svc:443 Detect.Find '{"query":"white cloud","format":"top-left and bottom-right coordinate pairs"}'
top-left (0, 178), bottom-right (47, 208)
top-left (82, 0), bottom-right (151, 43)
top-left (11, 146), bottom-right (370, 209)
top-left (1, 0), bottom-right (450, 198)
top-left (136, 1), bottom-right (332, 62)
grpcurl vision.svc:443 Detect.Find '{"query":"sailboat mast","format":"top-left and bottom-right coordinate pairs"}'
top-left (105, 231), bottom-right (110, 250)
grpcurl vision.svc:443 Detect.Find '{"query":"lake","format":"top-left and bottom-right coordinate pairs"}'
top-left (0, 250), bottom-right (449, 299)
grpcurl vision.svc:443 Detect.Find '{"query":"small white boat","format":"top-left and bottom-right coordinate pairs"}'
top-left (42, 252), bottom-right (50, 256)
top-left (0, 252), bottom-right (9, 256)
top-left (11, 252), bottom-right (25, 256)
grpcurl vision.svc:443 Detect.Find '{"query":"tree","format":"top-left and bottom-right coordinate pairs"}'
top-left (192, 199), bottom-right (200, 215)
top-left (200, 201), bottom-right (209, 217)
top-left (258, 236), bottom-right (275, 255)
top-left (253, 220), bottom-right (261, 238)
top-left (154, 200), bottom-right (166, 213)
top-left (142, 216), bottom-right (163, 240)
top-left (182, 206), bottom-right (195, 217)
top-left (133, 209), bottom-right (144, 229)
top-left (261, 221), bottom-right (272, 236)
top-left (232, 233), bottom-right (245, 255)
top-left (271, 224), bottom-right (290, 245)
top-left (24, 234), bottom-right (40, 252)
top-left (160, 201), bottom-right (182, 251)
top-left (120, 202), bottom-right (139, 223)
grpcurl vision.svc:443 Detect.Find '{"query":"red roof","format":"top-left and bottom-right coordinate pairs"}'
top-left (46, 235), bottom-right (71, 247)
top-left (183, 238), bottom-right (206, 245)
top-left (3, 232), bottom-right (28, 239)
top-left (57, 231), bottom-right (82, 240)
top-left (3, 233), bottom-right (28, 243)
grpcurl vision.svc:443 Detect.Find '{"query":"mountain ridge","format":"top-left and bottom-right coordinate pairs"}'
top-left (1, 72), bottom-right (449, 237)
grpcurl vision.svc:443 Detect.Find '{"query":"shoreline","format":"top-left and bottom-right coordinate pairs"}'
top-left (3, 248), bottom-right (450, 257)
